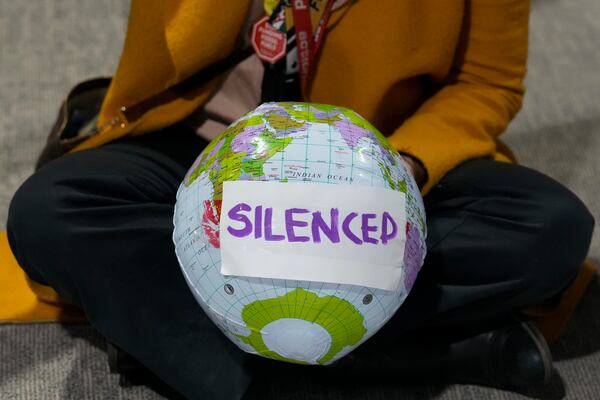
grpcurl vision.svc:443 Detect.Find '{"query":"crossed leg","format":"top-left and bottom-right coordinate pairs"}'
top-left (7, 129), bottom-right (594, 399)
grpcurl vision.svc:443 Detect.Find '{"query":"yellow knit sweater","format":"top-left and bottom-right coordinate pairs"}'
top-left (78, 0), bottom-right (530, 194)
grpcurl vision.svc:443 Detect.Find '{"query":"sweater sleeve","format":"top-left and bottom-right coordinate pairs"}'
top-left (387, 0), bottom-right (530, 194)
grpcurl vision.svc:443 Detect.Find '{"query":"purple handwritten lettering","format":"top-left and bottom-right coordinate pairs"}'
top-left (285, 208), bottom-right (310, 242)
top-left (361, 213), bottom-right (379, 244)
top-left (264, 207), bottom-right (285, 241)
top-left (342, 212), bottom-right (362, 244)
top-left (380, 211), bottom-right (398, 244)
top-left (226, 203), bottom-right (401, 246)
top-left (254, 205), bottom-right (263, 238)
top-left (227, 203), bottom-right (252, 238)
top-left (311, 209), bottom-right (340, 243)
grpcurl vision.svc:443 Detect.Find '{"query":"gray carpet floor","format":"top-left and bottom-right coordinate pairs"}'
top-left (1, 0), bottom-right (599, 399)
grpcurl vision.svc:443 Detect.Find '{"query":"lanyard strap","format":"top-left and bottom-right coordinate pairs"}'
top-left (290, 0), bottom-right (335, 97)
top-left (313, 1), bottom-right (335, 55)
top-left (291, 0), bottom-right (314, 97)
top-left (257, 0), bottom-right (335, 101)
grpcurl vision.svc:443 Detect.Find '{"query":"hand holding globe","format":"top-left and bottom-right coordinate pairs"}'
top-left (173, 102), bottom-right (427, 366)
top-left (400, 154), bottom-right (426, 188)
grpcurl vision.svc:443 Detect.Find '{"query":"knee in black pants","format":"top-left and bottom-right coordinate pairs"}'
top-left (452, 159), bottom-right (595, 305)
top-left (527, 183), bottom-right (595, 300)
top-left (7, 163), bottom-right (80, 304)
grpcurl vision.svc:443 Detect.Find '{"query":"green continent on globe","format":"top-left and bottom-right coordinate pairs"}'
top-left (184, 121), bottom-right (246, 190)
top-left (281, 102), bottom-right (397, 154)
top-left (277, 102), bottom-right (343, 124)
top-left (277, 102), bottom-right (400, 179)
top-left (378, 161), bottom-right (425, 232)
top-left (184, 113), bottom-right (294, 199)
top-left (265, 111), bottom-right (305, 131)
top-left (241, 129), bottom-right (293, 177)
top-left (236, 288), bottom-right (367, 365)
top-left (378, 161), bottom-right (408, 193)
top-left (184, 102), bottom-right (404, 207)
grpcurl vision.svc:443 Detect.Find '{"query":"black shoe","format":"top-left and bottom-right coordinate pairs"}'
top-left (326, 320), bottom-right (554, 392)
top-left (481, 321), bottom-right (554, 389)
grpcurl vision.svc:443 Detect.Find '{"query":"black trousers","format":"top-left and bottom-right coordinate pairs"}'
top-left (6, 126), bottom-right (594, 399)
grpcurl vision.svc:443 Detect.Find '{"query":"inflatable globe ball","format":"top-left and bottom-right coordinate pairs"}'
top-left (173, 102), bottom-right (426, 365)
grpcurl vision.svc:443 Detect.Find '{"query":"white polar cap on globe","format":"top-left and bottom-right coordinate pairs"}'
top-left (262, 318), bottom-right (332, 364)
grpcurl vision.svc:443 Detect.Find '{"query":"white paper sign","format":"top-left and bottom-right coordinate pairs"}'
top-left (220, 181), bottom-right (407, 291)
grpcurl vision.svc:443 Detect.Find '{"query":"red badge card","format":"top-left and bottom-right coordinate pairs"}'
top-left (251, 15), bottom-right (286, 64)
